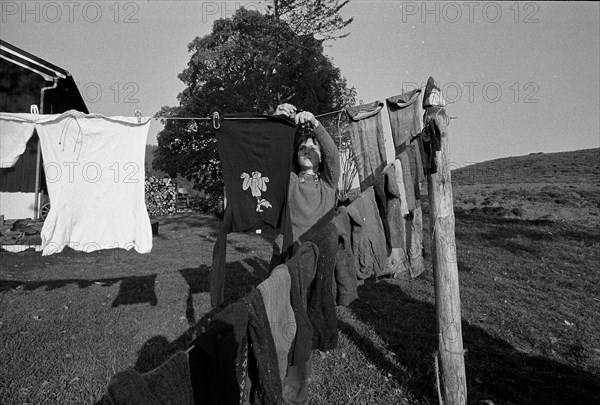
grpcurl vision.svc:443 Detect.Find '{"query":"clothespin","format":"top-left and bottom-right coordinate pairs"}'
top-left (30, 104), bottom-right (40, 116)
top-left (213, 111), bottom-right (220, 130)
top-left (134, 109), bottom-right (142, 124)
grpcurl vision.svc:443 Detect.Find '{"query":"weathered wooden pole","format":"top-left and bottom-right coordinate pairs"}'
top-left (424, 77), bottom-right (467, 405)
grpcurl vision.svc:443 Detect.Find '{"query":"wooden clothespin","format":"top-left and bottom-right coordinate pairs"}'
top-left (30, 104), bottom-right (40, 116)
top-left (134, 109), bottom-right (142, 124)
top-left (212, 111), bottom-right (220, 130)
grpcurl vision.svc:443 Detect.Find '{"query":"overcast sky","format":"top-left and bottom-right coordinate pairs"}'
top-left (2, 1), bottom-right (599, 166)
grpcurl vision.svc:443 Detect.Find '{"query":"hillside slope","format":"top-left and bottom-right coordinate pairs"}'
top-left (452, 148), bottom-right (599, 185)
top-left (447, 148), bottom-right (600, 224)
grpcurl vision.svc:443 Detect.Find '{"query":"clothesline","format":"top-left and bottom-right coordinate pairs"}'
top-left (152, 108), bottom-right (345, 121)
top-left (150, 109), bottom-right (455, 122)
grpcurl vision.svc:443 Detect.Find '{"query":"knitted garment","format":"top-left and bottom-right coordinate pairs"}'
top-left (257, 265), bottom-right (297, 384)
top-left (284, 242), bottom-right (319, 366)
top-left (407, 143), bottom-right (424, 200)
top-left (189, 289), bottom-right (282, 405)
top-left (243, 289), bottom-right (283, 405)
top-left (398, 151), bottom-right (416, 212)
top-left (286, 124), bottom-right (340, 253)
top-left (330, 211), bottom-right (359, 307)
top-left (393, 159), bottom-right (410, 217)
top-left (345, 187), bottom-right (387, 280)
top-left (189, 299), bottom-right (249, 405)
top-left (107, 351), bottom-right (194, 405)
top-left (306, 216), bottom-right (348, 351)
top-left (373, 163), bottom-right (404, 251)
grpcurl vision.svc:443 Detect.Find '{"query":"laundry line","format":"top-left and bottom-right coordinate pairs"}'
top-left (150, 108), bottom-right (345, 121)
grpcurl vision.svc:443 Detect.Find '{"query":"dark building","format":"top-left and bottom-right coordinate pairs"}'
top-left (0, 40), bottom-right (88, 219)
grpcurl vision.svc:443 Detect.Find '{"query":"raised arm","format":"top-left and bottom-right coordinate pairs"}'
top-left (312, 124), bottom-right (340, 188)
top-left (275, 105), bottom-right (340, 188)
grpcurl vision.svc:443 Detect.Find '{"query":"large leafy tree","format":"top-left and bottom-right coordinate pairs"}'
top-left (154, 8), bottom-right (355, 201)
top-left (268, 0), bottom-right (353, 41)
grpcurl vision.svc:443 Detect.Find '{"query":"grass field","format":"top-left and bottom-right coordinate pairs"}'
top-left (1, 148), bottom-right (599, 404)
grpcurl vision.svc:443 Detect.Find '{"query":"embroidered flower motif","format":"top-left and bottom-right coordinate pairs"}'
top-left (256, 198), bottom-right (272, 212)
top-left (241, 171), bottom-right (272, 212)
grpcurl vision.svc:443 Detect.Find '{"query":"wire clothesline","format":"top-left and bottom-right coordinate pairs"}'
top-left (151, 108), bottom-right (346, 121)
top-left (149, 108), bottom-right (456, 122)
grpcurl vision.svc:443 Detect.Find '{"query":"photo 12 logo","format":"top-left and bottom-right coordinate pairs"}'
top-left (403, 81), bottom-right (540, 104)
top-left (200, 1), bottom-right (268, 23)
top-left (399, 2), bottom-right (540, 24)
top-left (0, 1), bottom-right (141, 24)
top-left (44, 241), bottom-right (140, 258)
top-left (75, 81), bottom-right (140, 104)
top-left (44, 161), bottom-right (141, 184)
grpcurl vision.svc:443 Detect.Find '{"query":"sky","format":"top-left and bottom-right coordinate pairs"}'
top-left (1, 1), bottom-right (599, 167)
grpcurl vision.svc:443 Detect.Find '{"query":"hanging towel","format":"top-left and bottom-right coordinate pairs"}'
top-left (0, 113), bottom-right (37, 168)
top-left (34, 110), bottom-right (152, 255)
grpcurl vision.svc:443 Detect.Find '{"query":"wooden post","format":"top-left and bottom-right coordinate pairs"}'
top-left (424, 82), bottom-right (467, 404)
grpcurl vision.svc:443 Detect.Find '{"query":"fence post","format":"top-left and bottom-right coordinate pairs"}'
top-left (424, 78), bottom-right (467, 405)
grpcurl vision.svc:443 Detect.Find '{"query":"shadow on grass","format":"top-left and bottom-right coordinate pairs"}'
top-left (454, 211), bottom-right (600, 257)
top-left (0, 274), bottom-right (159, 307)
top-left (96, 257), bottom-right (271, 381)
top-left (151, 213), bottom-right (220, 229)
top-left (346, 278), bottom-right (600, 405)
top-left (110, 275), bottom-right (158, 307)
top-left (94, 257), bottom-right (268, 404)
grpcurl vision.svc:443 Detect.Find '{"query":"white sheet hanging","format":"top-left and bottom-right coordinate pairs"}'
top-left (0, 113), bottom-right (37, 168)
top-left (35, 110), bottom-right (152, 255)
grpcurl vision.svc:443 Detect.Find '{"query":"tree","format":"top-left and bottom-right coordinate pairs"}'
top-left (154, 8), bottom-right (355, 204)
top-left (267, 0), bottom-right (354, 41)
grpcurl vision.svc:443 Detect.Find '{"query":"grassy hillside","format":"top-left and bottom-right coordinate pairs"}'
top-left (449, 148), bottom-right (600, 224)
top-left (452, 148), bottom-right (599, 185)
